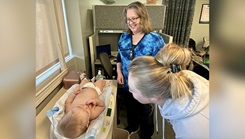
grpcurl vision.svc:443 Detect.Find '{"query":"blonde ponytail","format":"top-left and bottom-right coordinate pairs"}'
top-left (128, 43), bottom-right (194, 100)
top-left (154, 43), bottom-right (194, 99)
top-left (156, 43), bottom-right (192, 69)
top-left (168, 71), bottom-right (193, 99)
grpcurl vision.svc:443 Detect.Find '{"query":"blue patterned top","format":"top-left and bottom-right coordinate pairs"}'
top-left (117, 32), bottom-right (165, 90)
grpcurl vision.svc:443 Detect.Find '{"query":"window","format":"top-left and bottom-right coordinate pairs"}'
top-left (36, 0), bottom-right (71, 107)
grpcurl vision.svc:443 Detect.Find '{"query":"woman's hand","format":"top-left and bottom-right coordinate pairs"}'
top-left (116, 62), bottom-right (124, 84)
top-left (117, 72), bottom-right (124, 84)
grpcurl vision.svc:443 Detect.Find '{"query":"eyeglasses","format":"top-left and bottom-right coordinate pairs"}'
top-left (126, 16), bottom-right (140, 23)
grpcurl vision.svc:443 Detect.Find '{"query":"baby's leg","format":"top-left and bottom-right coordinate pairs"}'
top-left (79, 78), bottom-right (89, 88)
top-left (91, 76), bottom-right (96, 83)
top-left (80, 72), bottom-right (86, 81)
top-left (94, 80), bottom-right (106, 93)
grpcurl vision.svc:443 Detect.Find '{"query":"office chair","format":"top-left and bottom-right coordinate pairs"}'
top-left (98, 52), bottom-right (113, 79)
top-left (188, 38), bottom-right (207, 63)
top-left (159, 33), bottom-right (173, 44)
top-left (202, 36), bottom-right (209, 64)
top-left (191, 59), bottom-right (209, 80)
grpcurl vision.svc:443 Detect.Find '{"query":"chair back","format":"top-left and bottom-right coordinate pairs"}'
top-left (159, 33), bottom-right (173, 44)
top-left (192, 59), bottom-right (209, 80)
top-left (202, 36), bottom-right (209, 49)
top-left (188, 38), bottom-right (197, 51)
top-left (99, 52), bottom-right (113, 79)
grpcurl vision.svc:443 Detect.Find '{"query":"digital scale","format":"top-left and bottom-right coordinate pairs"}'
top-left (98, 93), bottom-right (115, 139)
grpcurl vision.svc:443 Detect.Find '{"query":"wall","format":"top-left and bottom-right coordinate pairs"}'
top-left (66, 0), bottom-right (162, 78)
top-left (111, 0), bottom-right (162, 4)
top-left (64, 0), bottom-right (86, 72)
top-left (77, 0), bottom-right (163, 78)
top-left (37, 0), bottom-right (165, 113)
top-left (64, 0), bottom-right (207, 77)
top-left (190, 0), bottom-right (209, 50)
top-left (78, 0), bottom-right (108, 78)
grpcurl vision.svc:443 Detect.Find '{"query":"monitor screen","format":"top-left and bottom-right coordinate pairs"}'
top-left (96, 44), bottom-right (111, 58)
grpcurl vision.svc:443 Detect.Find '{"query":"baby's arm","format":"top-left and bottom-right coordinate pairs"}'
top-left (64, 90), bottom-right (79, 113)
top-left (86, 98), bottom-right (105, 120)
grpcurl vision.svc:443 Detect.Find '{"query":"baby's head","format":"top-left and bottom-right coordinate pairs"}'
top-left (59, 106), bottom-right (90, 138)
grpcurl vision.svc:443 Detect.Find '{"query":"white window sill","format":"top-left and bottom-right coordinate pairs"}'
top-left (35, 55), bottom-right (74, 107)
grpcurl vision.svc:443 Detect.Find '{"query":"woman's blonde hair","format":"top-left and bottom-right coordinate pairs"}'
top-left (156, 43), bottom-right (192, 69)
top-left (59, 110), bottom-right (87, 138)
top-left (123, 1), bottom-right (152, 34)
top-left (128, 43), bottom-right (193, 99)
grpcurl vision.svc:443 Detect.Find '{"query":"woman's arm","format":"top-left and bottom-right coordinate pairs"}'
top-left (117, 38), bottom-right (125, 85)
top-left (117, 62), bottom-right (124, 84)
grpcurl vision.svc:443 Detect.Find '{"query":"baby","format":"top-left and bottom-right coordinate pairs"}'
top-left (58, 73), bottom-right (106, 138)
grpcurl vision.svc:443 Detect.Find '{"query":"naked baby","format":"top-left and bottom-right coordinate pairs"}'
top-left (58, 73), bottom-right (106, 138)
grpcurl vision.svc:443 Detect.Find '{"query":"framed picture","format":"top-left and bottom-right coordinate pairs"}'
top-left (199, 4), bottom-right (209, 24)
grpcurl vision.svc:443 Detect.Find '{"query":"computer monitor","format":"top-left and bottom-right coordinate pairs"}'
top-left (96, 44), bottom-right (111, 58)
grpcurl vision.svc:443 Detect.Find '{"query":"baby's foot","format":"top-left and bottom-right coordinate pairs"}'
top-left (91, 76), bottom-right (96, 83)
top-left (80, 73), bottom-right (86, 81)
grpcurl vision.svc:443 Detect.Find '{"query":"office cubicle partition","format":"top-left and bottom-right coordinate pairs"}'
top-left (89, 4), bottom-right (166, 77)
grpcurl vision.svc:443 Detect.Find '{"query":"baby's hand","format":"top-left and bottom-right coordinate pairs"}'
top-left (75, 86), bottom-right (80, 92)
top-left (73, 86), bottom-right (80, 95)
top-left (86, 99), bottom-right (96, 106)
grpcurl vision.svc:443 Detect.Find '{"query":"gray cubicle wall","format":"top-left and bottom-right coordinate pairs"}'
top-left (93, 4), bottom-right (166, 51)
top-left (90, 4), bottom-right (166, 77)
top-left (93, 5), bottom-right (166, 31)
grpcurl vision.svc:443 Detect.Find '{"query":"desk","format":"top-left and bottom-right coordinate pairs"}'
top-left (95, 57), bottom-right (117, 78)
top-left (94, 50), bottom-right (118, 65)
top-left (111, 51), bottom-right (119, 57)
top-left (95, 57), bottom-right (117, 65)
top-left (94, 51), bottom-right (118, 77)
top-left (91, 51), bottom-right (118, 77)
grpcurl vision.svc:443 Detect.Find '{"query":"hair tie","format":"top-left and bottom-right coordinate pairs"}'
top-left (169, 64), bottom-right (182, 73)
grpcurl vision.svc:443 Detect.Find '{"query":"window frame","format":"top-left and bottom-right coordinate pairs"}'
top-left (35, 0), bottom-right (71, 107)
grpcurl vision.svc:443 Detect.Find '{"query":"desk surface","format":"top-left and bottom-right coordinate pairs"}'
top-left (95, 51), bottom-right (118, 65)
top-left (111, 51), bottom-right (118, 57)
top-left (95, 57), bottom-right (117, 65)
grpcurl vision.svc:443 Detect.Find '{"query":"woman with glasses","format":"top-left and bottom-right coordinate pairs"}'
top-left (128, 43), bottom-right (209, 139)
top-left (116, 1), bottom-right (165, 139)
